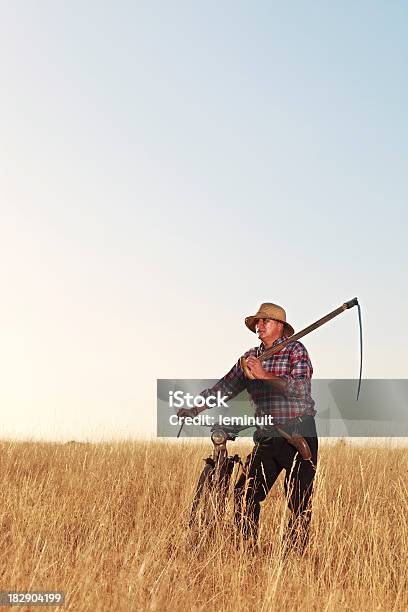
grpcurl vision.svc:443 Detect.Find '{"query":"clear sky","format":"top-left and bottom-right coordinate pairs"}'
top-left (1, 2), bottom-right (407, 440)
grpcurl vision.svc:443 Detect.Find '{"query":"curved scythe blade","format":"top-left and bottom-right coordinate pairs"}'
top-left (356, 303), bottom-right (363, 401)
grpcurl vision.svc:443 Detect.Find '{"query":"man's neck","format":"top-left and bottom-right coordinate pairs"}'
top-left (262, 335), bottom-right (284, 349)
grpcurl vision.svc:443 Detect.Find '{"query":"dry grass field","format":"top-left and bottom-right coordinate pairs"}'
top-left (0, 439), bottom-right (407, 611)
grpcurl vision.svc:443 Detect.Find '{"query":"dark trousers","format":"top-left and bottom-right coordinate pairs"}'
top-left (234, 417), bottom-right (318, 552)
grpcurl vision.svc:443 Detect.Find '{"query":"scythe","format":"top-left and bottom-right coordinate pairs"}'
top-left (241, 297), bottom-right (363, 401)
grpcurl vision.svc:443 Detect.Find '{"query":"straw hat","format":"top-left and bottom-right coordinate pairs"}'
top-left (245, 303), bottom-right (294, 337)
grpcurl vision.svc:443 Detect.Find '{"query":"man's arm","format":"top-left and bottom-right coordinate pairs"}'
top-left (245, 344), bottom-right (312, 397)
top-left (244, 355), bottom-right (287, 393)
top-left (177, 358), bottom-right (248, 417)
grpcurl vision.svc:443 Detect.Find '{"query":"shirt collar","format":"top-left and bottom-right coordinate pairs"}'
top-left (260, 335), bottom-right (289, 351)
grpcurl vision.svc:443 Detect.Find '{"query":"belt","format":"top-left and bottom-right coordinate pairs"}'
top-left (274, 414), bottom-right (315, 427)
top-left (253, 414), bottom-right (314, 444)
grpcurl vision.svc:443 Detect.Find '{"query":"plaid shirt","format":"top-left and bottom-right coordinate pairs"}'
top-left (202, 336), bottom-right (315, 423)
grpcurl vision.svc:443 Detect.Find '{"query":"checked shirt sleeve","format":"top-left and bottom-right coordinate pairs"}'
top-left (280, 343), bottom-right (313, 400)
top-left (200, 359), bottom-right (247, 406)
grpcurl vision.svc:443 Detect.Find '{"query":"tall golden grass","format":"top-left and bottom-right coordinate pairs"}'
top-left (0, 439), bottom-right (407, 611)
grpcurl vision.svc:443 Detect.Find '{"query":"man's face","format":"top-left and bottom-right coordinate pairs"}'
top-left (255, 318), bottom-right (283, 344)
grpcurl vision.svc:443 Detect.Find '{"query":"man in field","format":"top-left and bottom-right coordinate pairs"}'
top-left (177, 302), bottom-right (318, 554)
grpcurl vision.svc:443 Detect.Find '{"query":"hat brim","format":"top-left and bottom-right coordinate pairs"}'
top-left (245, 316), bottom-right (294, 338)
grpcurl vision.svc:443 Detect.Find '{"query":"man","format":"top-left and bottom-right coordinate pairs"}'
top-left (177, 302), bottom-right (318, 554)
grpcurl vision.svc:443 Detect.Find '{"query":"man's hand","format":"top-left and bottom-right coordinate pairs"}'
top-left (176, 407), bottom-right (198, 418)
top-left (245, 356), bottom-right (267, 379)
